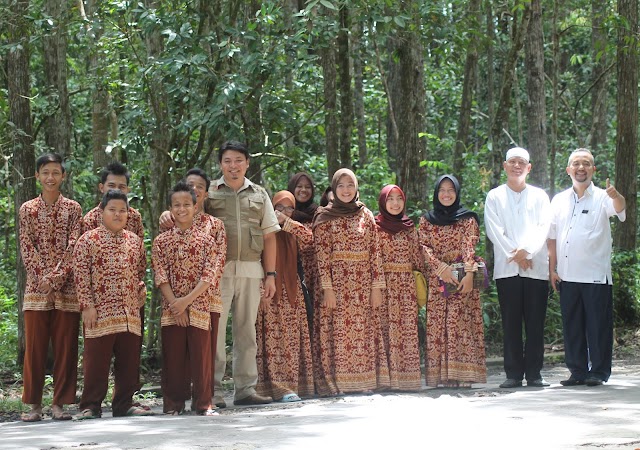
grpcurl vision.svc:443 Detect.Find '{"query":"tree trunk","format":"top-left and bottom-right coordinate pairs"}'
top-left (614, 0), bottom-right (638, 252)
top-left (321, 44), bottom-right (339, 179)
top-left (42, 0), bottom-right (73, 196)
top-left (8, 0), bottom-right (37, 366)
top-left (549, 0), bottom-right (560, 197)
top-left (524, 0), bottom-right (548, 188)
top-left (337, 7), bottom-right (352, 169)
top-left (590, 0), bottom-right (609, 153)
top-left (389, 1), bottom-right (428, 211)
top-left (353, 22), bottom-right (367, 168)
top-left (453, 0), bottom-right (481, 179)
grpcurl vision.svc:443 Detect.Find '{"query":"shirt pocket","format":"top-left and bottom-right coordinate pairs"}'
top-left (248, 194), bottom-right (264, 213)
top-left (579, 209), bottom-right (599, 232)
top-left (249, 227), bottom-right (264, 252)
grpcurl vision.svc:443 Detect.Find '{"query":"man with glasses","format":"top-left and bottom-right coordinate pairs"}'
top-left (548, 148), bottom-right (625, 387)
top-left (485, 147), bottom-right (552, 388)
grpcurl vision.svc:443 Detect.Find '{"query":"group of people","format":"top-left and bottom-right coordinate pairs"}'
top-left (18, 140), bottom-right (624, 423)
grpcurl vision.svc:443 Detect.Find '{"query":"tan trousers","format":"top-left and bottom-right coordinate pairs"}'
top-left (213, 276), bottom-right (262, 401)
top-left (22, 310), bottom-right (80, 406)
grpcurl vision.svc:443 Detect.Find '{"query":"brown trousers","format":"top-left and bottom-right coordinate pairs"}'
top-left (79, 331), bottom-right (141, 416)
top-left (162, 324), bottom-right (212, 413)
top-left (22, 310), bottom-right (80, 406)
top-left (210, 312), bottom-right (220, 393)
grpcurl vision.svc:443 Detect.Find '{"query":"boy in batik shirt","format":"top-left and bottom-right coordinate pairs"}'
top-left (74, 190), bottom-right (150, 419)
top-left (152, 180), bottom-right (225, 415)
top-left (19, 153), bottom-right (82, 422)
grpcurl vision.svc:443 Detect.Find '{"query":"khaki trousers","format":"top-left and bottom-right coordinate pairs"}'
top-left (213, 276), bottom-right (262, 401)
top-left (22, 310), bottom-right (80, 406)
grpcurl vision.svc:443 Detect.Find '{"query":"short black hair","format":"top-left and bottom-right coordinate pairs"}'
top-left (169, 180), bottom-right (197, 205)
top-left (100, 189), bottom-right (129, 209)
top-left (36, 153), bottom-right (65, 173)
top-left (218, 140), bottom-right (250, 162)
top-left (186, 167), bottom-right (211, 191)
top-left (100, 161), bottom-right (131, 185)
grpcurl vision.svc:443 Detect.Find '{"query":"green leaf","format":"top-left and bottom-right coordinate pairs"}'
top-left (319, 0), bottom-right (337, 10)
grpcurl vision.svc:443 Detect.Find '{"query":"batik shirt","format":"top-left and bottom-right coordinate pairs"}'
top-left (19, 194), bottom-right (82, 312)
top-left (82, 205), bottom-right (145, 240)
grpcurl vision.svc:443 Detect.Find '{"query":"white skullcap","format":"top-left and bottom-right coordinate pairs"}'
top-left (505, 147), bottom-right (530, 162)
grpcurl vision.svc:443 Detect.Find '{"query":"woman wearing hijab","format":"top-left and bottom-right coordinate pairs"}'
top-left (255, 191), bottom-right (314, 402)
top-left (419, 175), bottom-right (486, 388)
top-left (312, 169), bottom-right (389, 396)
top-left (375, 185), bottom-right (423, 391)
top-left (287, 173), bottom-right (318, 332)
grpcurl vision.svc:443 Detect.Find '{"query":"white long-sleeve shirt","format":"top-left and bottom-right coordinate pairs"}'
top-left (485, 184), bottom-right (551, 281)
top-left (549, 183), bottom-right (625, 285)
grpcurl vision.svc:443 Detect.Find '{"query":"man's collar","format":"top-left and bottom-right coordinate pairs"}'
top-left (214, 176), bottom-right (254, 192)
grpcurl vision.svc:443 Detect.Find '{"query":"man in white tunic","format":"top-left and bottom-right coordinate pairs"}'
top-left (485, 147), bottom-right (551, 388)
top-left (548, 148), bottom-right (625, 387)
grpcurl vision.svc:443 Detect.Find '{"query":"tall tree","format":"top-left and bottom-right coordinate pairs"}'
top-left (614, 0), bottom-right (638, 252)
top-left (453, 0), bottom-right (481, 178)
top-left (321, 44), bottom-right (339, 179)
top-left (337, 6), bottom-right (353, 169)
top-left (8, 0), bottom-right (37, 365)
top-left (589, 0), bottom-right (610, 153)
top-left (352, 21), bottom-right (367, 167)
top-left (524, 0), bottom-right (548, 188)
top-left (42, 0), bottom-right (73, 196)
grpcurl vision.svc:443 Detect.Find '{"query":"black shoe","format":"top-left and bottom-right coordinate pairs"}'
top-left (499, 379), bottom-right (523, 388)
top-left (234, 393), bottom-right (273, 406)
top-left (585, 377), bottom-right (603, 386)
top-left (560, 377), bottom-right (585, 386)
top-left (527, 378), bottom-right (550, 387)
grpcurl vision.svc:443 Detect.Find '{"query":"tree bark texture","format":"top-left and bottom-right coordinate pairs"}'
top-left (43, 0), bottom-right (73, 196)
top-left (352, 22), bottom-right (367, 168)
top-left (590, 0), bottom-right (609, 154)
top-left (613, 0), bottom-right (638, 252)
top-left (524, 0), bottom-right (548, 188)
top-left (337, 7), bottom-right (352, 169)
top-left (321, 44), bottom-right (339, 179)
top-left (8, 0), bottom-right (37, 366)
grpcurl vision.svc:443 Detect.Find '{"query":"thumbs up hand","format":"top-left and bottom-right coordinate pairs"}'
top-left (605, 178), bottom-right (620, 199)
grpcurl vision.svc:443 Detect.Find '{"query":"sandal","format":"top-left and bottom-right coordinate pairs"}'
top-left (21, 412), bottom-right (42, 422)
top-left (52, 411), bottom-right (73, 421)
top-left (281, 393), bottom-right (302, 403)
top-left (164, 410), bottom-right (183, 416)
top-left (125, 406), bottom-right (154, 417)
top-left (74, 409), bottom-right (101, 421)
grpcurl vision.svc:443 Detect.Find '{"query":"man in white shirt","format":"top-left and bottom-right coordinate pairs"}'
top-left (548, 148), bottom-right (625, 387)
top-left (485, 147), bottom-right (551, 388)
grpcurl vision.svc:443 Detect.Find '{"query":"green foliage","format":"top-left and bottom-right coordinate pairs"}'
top-left (612, 251), bottom-right (640, 327)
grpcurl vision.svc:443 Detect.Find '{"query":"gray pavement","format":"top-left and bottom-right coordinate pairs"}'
top-left (2, 361), bottom-right (640, 450)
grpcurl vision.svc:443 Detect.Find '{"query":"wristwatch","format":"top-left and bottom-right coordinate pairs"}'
top-left (266, 271), bottom-right (277, 277)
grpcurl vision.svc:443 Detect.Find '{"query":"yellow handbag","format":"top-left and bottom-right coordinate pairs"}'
top-left (413, 270), bottom-right (428, 307)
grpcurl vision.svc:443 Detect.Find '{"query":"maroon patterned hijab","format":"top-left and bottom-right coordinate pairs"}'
top-left (375, 185), bottom-right (414, 234)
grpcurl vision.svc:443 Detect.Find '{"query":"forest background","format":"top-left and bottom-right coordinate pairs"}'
top-left (1, 0), bottom-right (639, 376)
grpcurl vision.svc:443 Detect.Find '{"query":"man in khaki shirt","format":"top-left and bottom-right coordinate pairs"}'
top-left (206, 141), bottom-right (280, 406)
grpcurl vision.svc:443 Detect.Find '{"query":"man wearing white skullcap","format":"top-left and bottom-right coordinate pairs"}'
top-left (485, 147), bottom-right (552, 388)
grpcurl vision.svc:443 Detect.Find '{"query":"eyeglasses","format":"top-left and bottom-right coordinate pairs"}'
top-left (275, 204), bottom-right (294, 213)
top-left (506, 159), bottom-right (528, 167)
top-left (570, 160), bottom-right (593, 168)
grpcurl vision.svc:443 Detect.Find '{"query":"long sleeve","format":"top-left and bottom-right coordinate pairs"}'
top-left (409, 228), bottom-right (425, 272)
top-left (461, 218), bottom-right (480, 271)
top-left (283, 217), bottom-right (313, 251)
top-left (19, 204), bottom-right (47, 280)
top-left (210, 219), bottom-right (227, 278)
top-left (136, 237), bottom-right (147, 308)
top-left (151, 238), bottom-right (169, 287)
top-left (314, 221), bottom-right (334, 290)
top-left (45, 202), bottom-right (83, 290)
top-left (484, 189), bottom-right (519, 259)
top-left (520, 193), bottom-right (551, 257)
top-left (73, 236), bottom-right (95, 310)
top-left (368, 214), bottom-right (386, 289)
top-left (418, 217), bottom-right (449, 277)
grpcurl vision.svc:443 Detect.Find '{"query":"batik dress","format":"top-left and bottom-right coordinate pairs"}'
top-left (256, 217), bottom-right (315, 400)
top-left (377, 227), bottom-right (424, 391)
top-left (419, 216), bottom-right (486, 387)
top-left (313, 208), bottom-right (390, 396)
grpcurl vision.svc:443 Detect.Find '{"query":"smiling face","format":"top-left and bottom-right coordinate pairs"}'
top-left (186, 174), bottom-right (207, 210)
top-left (503, 157), bottom-right (531, 184)
top-left (437, 179), bottom-right (457, 207)
top-left (566, 150), bottom-right (595, 185)
top-left (102, 199), bottom-right (129, 233)
top-left (385, 188), bottom-right (405, 215)
top-left (35, 162), bottom-right (65, 195)
top-left (220, 150), bottom-right (249, 185)
top-left (170, 191), bottom-right (196, 228)
top-left (294, 177), bottom-right (313, 204)
top-left (335, 174), bottom-right (357, 203)
top-left (99, 174), bottom-right (129, 195)
top-left (274, 198), bottom-right (295, 218)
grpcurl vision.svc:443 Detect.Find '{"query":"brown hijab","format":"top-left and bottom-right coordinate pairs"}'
top-left (312, 168), bottom-right (364, 229)
top-left (272, 191), bottom-right (300, 306)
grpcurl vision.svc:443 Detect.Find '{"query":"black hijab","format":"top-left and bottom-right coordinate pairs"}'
top-left (424, 174), bottom-right (479, 226)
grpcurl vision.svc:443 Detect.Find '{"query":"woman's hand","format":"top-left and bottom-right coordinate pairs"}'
top-left (440, 266), bottom-right (459, 286)
top-left (457, 271), bottom-right (474, 294)
top-left (323, 289), bottom-right (337, 310)
top-left (370, 288), bottom-right (382, 308)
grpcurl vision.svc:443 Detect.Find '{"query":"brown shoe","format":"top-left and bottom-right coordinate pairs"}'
top-left (234, 393), bottom-right (273, 406)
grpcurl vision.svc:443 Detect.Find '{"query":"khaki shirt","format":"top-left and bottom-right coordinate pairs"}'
top-left (206, 177), bottom-right (280, 278)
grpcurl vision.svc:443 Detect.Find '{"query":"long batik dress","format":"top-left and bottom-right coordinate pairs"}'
top-left (419, 216), bottom-right (486, 387)
top-left (377, 227), bottom-right (424, 391)
top-left (313, 208), bottom-right (390, 396)
top-left (256, 218), bottom-right (314, 400)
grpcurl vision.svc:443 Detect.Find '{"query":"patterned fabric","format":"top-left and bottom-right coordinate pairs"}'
top-left (159, 211), bottom-right (226, 313)
top-left (256, 218), bottom-right (314, 399)
top-left (82, 205), bottom-right (145, 240)
top-left (419, 216), bottom-right (486, 387)
top-left (313, 208), bottom-right (389, 396)
top-left (74, 226), bottom-right (147, 338)
top-left (377, 227), bottom-right (424, 391)
top-left (152, 223), bottom-right (225, 330)
top-left (19, 195), bottom-right (83, 312)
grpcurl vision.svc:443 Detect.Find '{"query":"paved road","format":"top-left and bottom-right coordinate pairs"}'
top-left (2, 362), bottom-right (640, 450)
